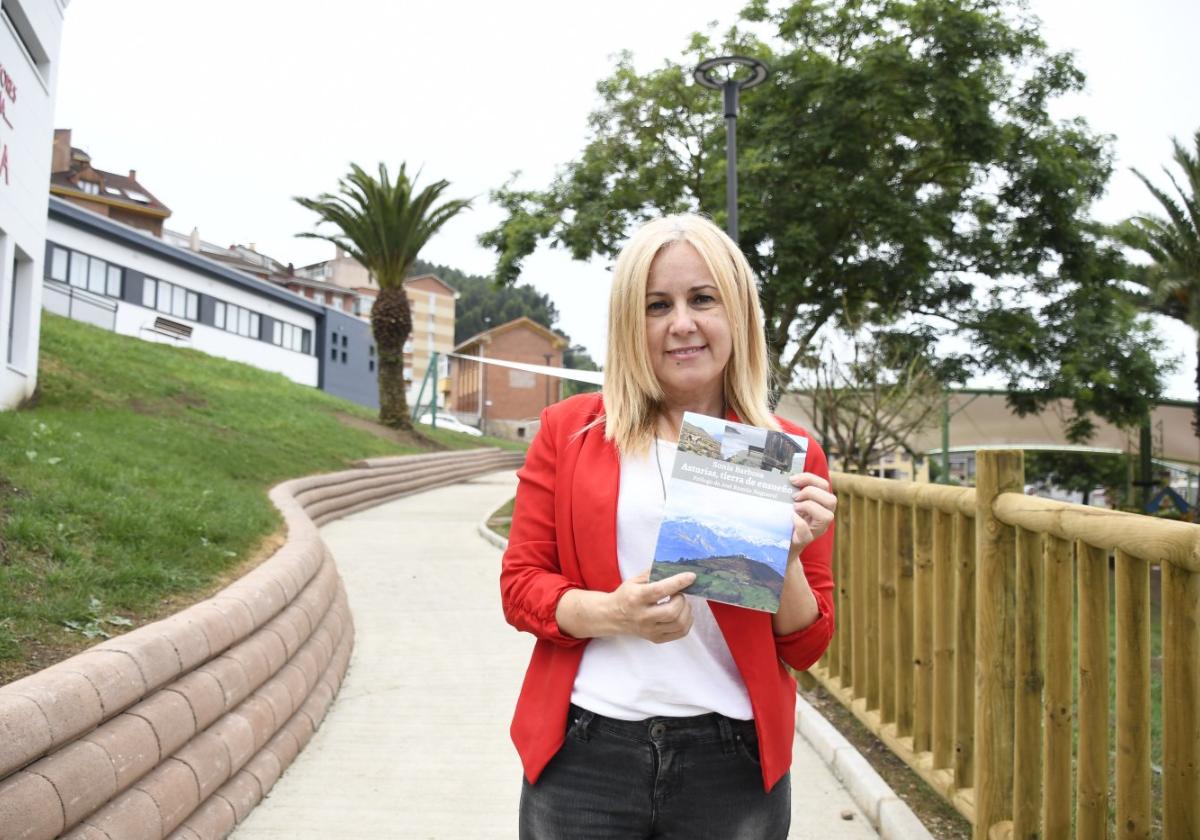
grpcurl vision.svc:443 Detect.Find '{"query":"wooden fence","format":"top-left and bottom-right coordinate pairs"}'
top-left (813, 450), bottom-right (1200, 840)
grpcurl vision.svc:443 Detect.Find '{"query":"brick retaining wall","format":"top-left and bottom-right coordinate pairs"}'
top-left (0, 448), bottom-right (524, 840)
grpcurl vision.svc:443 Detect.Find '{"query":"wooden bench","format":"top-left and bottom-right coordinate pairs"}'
top-left (144, 316), bottom-right (193, 341)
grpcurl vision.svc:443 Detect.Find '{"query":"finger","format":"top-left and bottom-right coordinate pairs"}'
top-left (796, 499), bottom-right (835, 527)
top-left (789, 473), bottom-right (830, 492)
top-left (792, 486), bottom-right (837, 510)
top-left (645, 571), bottom-right (696, 602)
top-left (652, 620), bottom-right (691, 643)
top-left (647, 594), bottom-right (687, 624)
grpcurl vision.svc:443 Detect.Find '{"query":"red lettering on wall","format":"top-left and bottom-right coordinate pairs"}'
top-left (0, 58), bottom-right (15, 186)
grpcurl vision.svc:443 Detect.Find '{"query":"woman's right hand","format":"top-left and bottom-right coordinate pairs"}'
top-left (610, 571), bottom-right (696, 643)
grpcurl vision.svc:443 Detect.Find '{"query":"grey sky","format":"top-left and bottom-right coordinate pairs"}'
top-left (54, 0), bottom-right (1199, 398)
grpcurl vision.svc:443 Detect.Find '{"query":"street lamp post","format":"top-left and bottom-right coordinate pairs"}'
top-left (693, 55), bottom-right (769, 242)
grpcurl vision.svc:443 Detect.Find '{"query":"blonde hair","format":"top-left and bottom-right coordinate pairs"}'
top-left (602, 214), bottom-right (779, 453)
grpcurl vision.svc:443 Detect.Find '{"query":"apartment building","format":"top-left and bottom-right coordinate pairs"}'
top-left (298, 250), bottom-right (458, 407)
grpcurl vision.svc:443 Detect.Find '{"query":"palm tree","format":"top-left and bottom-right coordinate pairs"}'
top-left (296, 163), bottom-right (470, 429)
top-left (1115, 130), bottom-right (1200, 437)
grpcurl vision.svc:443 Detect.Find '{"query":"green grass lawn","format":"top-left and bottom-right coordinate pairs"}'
top-left (0, 314), bottom-right (523, 683)
top-left (486, 497), bottom-right (515, 539)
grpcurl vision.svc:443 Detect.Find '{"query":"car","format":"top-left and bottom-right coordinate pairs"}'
top-left (417, 412), bottom-right (483, 437)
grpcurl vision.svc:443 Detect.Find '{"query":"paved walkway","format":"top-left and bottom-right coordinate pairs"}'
top-left (234, 470), bottom-right (877, 839)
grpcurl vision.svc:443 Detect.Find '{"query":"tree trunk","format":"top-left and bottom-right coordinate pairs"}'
top-left (1194, 329), bottom-right (1199, 439)
top-left (372, 285), bottom-right (413, 429)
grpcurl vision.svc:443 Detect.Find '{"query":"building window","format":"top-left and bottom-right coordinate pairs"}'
top-left (87, 257), bottom-right (106, 294)
top-left (49, 245), bottom-right (123, 300)
top-left (330, 345), bottom-right (337, 361)
top-left (79, 180), bottom-right (100, 195)
top-left (142, 277), bottom-right (199, 322)
top-left (341, 351), bottom-right (347, 363)
top-left (7, 247), bottom-right (33, 370)
top-left (6, 255), bottom-right (16, 364)
top-left (69, 251), bottom-right (86, 288)
top-left (341, 334), bottom-right (348, 347)
top-left (2, 0), bottom-right (49, 80)
top-left (212, 298), bottom-right (261, 338)
top-left (271, 320), bottom-right (311, 354)
top-left (368, 359), bottom-right (375, 372)
top-left (49, 247), bottom-right (68, 282)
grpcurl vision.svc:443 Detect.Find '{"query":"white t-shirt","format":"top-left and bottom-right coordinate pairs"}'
top-left (570, 438), bottom-right (754, 721)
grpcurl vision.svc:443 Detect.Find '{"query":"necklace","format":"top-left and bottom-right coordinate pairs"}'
top-left (653, 433), bottom-right (667, 500)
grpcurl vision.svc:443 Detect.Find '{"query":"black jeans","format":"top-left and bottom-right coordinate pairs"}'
top-left (519, 705), bottom-right (791, 840)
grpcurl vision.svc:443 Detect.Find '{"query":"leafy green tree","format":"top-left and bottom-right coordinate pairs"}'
top-left (561, 343), bottom-right (602, 397)
top-left (296, 164), bottom-right (470, 429)
top-left (480, 0), bottom-right (1166, 440)
top-left (1025, 450), bottom-right (1129, 507)
top-left (1114, 129), bottom-right (1200, 437)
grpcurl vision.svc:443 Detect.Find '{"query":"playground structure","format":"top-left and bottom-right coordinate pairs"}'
top-left (815, 450), bottom-right (1200, 840)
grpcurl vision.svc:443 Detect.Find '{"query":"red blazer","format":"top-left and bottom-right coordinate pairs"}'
top-left (500, 392), bottom-right (835, 793)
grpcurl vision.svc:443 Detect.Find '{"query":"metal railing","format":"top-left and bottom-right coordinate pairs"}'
top-left (41, 278), bottom-right (118, 332)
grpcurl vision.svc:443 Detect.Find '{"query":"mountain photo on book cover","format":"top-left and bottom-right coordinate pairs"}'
top-left (651, 479), bottom-right (792, 612)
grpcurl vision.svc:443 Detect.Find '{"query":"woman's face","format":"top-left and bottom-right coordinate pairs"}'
top-left (644, 241), bottom-right (733, 404)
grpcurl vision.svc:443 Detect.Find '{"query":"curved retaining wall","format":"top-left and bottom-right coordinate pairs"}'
top-left (0, 447), bottom-right (524, 840)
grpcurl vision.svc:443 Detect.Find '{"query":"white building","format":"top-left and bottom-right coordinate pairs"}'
top-left (46, 197), bottom-right (321, 387)
top-left (0, 0), bottom-right (68, 410)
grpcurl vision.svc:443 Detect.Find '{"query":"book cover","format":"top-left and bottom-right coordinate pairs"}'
top-left (648, 412), bottom-right (810, 613)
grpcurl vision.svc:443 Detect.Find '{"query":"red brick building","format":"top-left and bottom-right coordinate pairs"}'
top-left (452, 316), bottom-right (567, 438)
top-left (50, 129), bottom-right (171, 236)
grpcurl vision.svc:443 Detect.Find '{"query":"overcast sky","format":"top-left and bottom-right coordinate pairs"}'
top-left (53, 0), bottom-right (1199, 399)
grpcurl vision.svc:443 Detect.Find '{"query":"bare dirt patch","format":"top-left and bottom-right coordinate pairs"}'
top-left (333, 411), bottom-right (445, 451)
top-left (801, 682), bottom-right (972, 839)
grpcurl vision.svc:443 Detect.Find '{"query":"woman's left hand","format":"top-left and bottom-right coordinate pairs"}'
top-left (789, 473), bottom-right (836, 551)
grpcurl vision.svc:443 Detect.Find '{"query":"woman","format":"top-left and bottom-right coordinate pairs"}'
top-left (501, 214), bottom-right (837, 839)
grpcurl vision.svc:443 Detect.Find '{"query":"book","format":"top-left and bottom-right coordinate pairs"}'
top-left (648, 412), bottom-right (810, 613)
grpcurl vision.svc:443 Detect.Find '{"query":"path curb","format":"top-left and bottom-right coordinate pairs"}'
top-left (794, 690), bottom-right (934, 840)
top-left (477, 506), bottom-right (510, 550)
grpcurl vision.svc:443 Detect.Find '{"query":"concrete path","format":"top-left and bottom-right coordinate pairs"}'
top-left (233, 470), bottom-right (877, 839)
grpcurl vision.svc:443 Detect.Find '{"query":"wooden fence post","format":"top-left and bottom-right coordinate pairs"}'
top-left (913, 506), bottom-right (934, 754)
top-left (881, 500), bottom-right (898, 724)
top-left (895, 502), bottom-right (916, 739)
top-left (866, 498), bottom-right (882, 711)
top-left (1115, 548), bottom-right (1151, 840)
top-left (973, 450), bottom-right (1022, 840)
top-left (837, 492), bottom-right (853, 689)
top-left (1075, 541), bottom-right (1110, 838)
top-left (953, 512), bottom-right (976, 793)
top-left (1012, 526), bottom-right (1044, 840)
top-left (853, 493), bottom-right (868, 700)
top-left (932, 508), bottom-right (954, 770)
